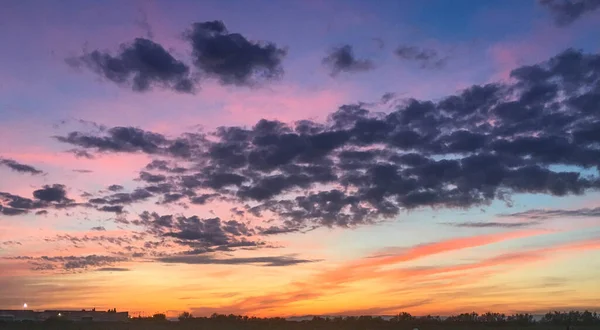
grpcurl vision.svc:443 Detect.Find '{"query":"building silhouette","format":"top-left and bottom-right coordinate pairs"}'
top-left (0, 309), bottom-right (129, 322)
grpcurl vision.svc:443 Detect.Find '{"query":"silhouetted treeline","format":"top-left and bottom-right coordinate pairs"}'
top-left (1, 310), bottom-right (599, 330)
top-left (172, 311), bottom-right (598, 325)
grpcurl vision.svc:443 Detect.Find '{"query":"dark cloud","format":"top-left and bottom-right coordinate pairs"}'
top-left (97, 205), bottom-right (125, 213)
top-left (539, 0), bottom-right (600, 26)
top-left (0, 186), bottom-right (76, 216)
top-left (95, 267), bottom-right (131, 272)
top-left (139, 171), bottom-right (166, 183)
top-left (186, 20), bottom-right (287, 86)
top-left (0, 158), bottom-right (43, 175)
top-left (163, 216), bottom-right (252, 246)
top-left (69, 149), bottom-right (95, 159)
top-left (322, 45), bottom-right (374, 76)
top-left (17, 255), bottom-right (128, 271)
top-left (257, 225), bottom-right (300, 235)
top-left (131, 212), bottom-right (263, 253)
top-left (107, 184), bottom-right (124, 192)
top-left (0, 206), bottom-right (29, 216)
top-left (90, 226), bottom-right (106, 231)
top-left (159, 193), bottom-right (184, 204)
top-left (68, 38), bottom-right (196, 93)
top-left (96, 188), bottom-right (153, 205)
top-left (145, 160), bottom-right (187, 173)
top-left (48, 234), bottom-right (133, 247)
top-left (395, 45), bottom-right (447, 69)
top-left (61, 255), bottom-right (126, 269)
top-left (499, 207), bottom-right (600, 219)
top-left (443, 221), bottom-right (540, 228)
top-left (33, 184), bottom-right (72, 203)
top-left (157, 255), bottom-right (318, 267)
top-left (56, 126), bottom-right (167, 154)
top-left (57, 48), bottom-right (600, 232)
top-left (189, 193), bottom-right (219, 205)
top-left (145, 183), bottom-right (175, 194)
top-left (55, 126), bottom-right (204, 158)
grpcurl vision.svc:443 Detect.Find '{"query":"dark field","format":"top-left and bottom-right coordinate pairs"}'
top-left (1, 322), bottom-right (599, 330)
top-left (1, 312), bottom-right (599, 330)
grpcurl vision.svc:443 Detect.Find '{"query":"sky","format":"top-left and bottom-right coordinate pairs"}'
top-left (1, 0), bottom-right (600, 318)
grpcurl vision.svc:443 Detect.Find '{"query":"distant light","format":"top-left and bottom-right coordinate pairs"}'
top-left (23, 303), bottom-right (27, 309)
top-left (58, 313), bottom-right (62, 317)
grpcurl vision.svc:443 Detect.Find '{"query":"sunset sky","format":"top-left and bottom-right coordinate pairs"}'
top-left (2, 0), bottom-right (600, 318)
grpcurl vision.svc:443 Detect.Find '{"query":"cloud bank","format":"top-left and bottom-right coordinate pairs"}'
top-left (54, 48), bottom-right (600, 233)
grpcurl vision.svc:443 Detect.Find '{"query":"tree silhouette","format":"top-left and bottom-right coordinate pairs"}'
top-left (178, 311), bottom-right (193, 321)
top-left (392, 312), bottom-right (416, 322)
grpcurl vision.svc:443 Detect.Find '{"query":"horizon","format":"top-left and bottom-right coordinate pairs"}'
top-left (1, 307), bottom-right (598, 319)
top-left (1, 0), bottom-right (600, 318)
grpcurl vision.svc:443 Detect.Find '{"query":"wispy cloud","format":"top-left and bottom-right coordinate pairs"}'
top-left (157, 255), bottom-right (319, 267)
top-left (395, 45), bottom-right (448, 69)
top-left (499, 207), bottom-right (600, 219)
top-left (0, 158), bottom-right (44, 175)
top-left (442, 221), bottom-right (540, 228)
top-left (96, 267), bottom-right (131, 272)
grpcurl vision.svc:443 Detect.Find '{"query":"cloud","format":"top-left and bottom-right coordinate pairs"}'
top-left (68, 38), bottom-right (196, 93)
top-left (145, 160), bottom-right (188, 173)
top-left (55, 126), bottom-right (203, 158)
top-left (72, 169), bottom-right (93, 173)
top-left (395, 45), bottom-right (447, 69)
top-left (55, 48), bottom-right (600, 232)
top-left (281, 232), bottom-right (597, 308)
top-left (33, 184), bottom-right (72, 203)
top-left (69, 149), bottom-right (95, 159)
top-left (321, 230), bottom-right (541, 283)
top-left (14, 255), bottom-right (128, 271)
top-left (0, 185), bottom-right (76, 216)
top-left (258, 225), bottom-right (300, 235)
top-left (47, 234), bottom-right (133, 247)
top-left (189, 193), bottom-right (219, 205)
top-left (157, 255), bottom-right (318, 267)
top-left (322, 45), bottom-right (374, 76)
top-left (139, 171), bottom-right (166, 183)
top-left (97, 205), bottom-right (124, 213)
top-left (443, 221), bottom-right (540, 228)
top-left (131, 212), bottom-right (261, 253)
top-left (184, 231), bottom-right (591, 315)
top-left (95, 267), bottom-right (131, 272)
top-left (1, 240), bottom-right (22, 246)
top-left (107, 184), bottom-right (124, 192)
top-left (539, 0), bottom-right (600, 26)
top-left (90, 226), bottom-right (106, 231)
top-left (185, 20), bottom-right (287, 86)
top-left (88, 188), bottom-right (153, 205)
top-left (0, 206), bottom-right (29, 216)
top-left (500, 207), bottom-right (600, 219)
top-left (0, 158), bottom-right (44, 175)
